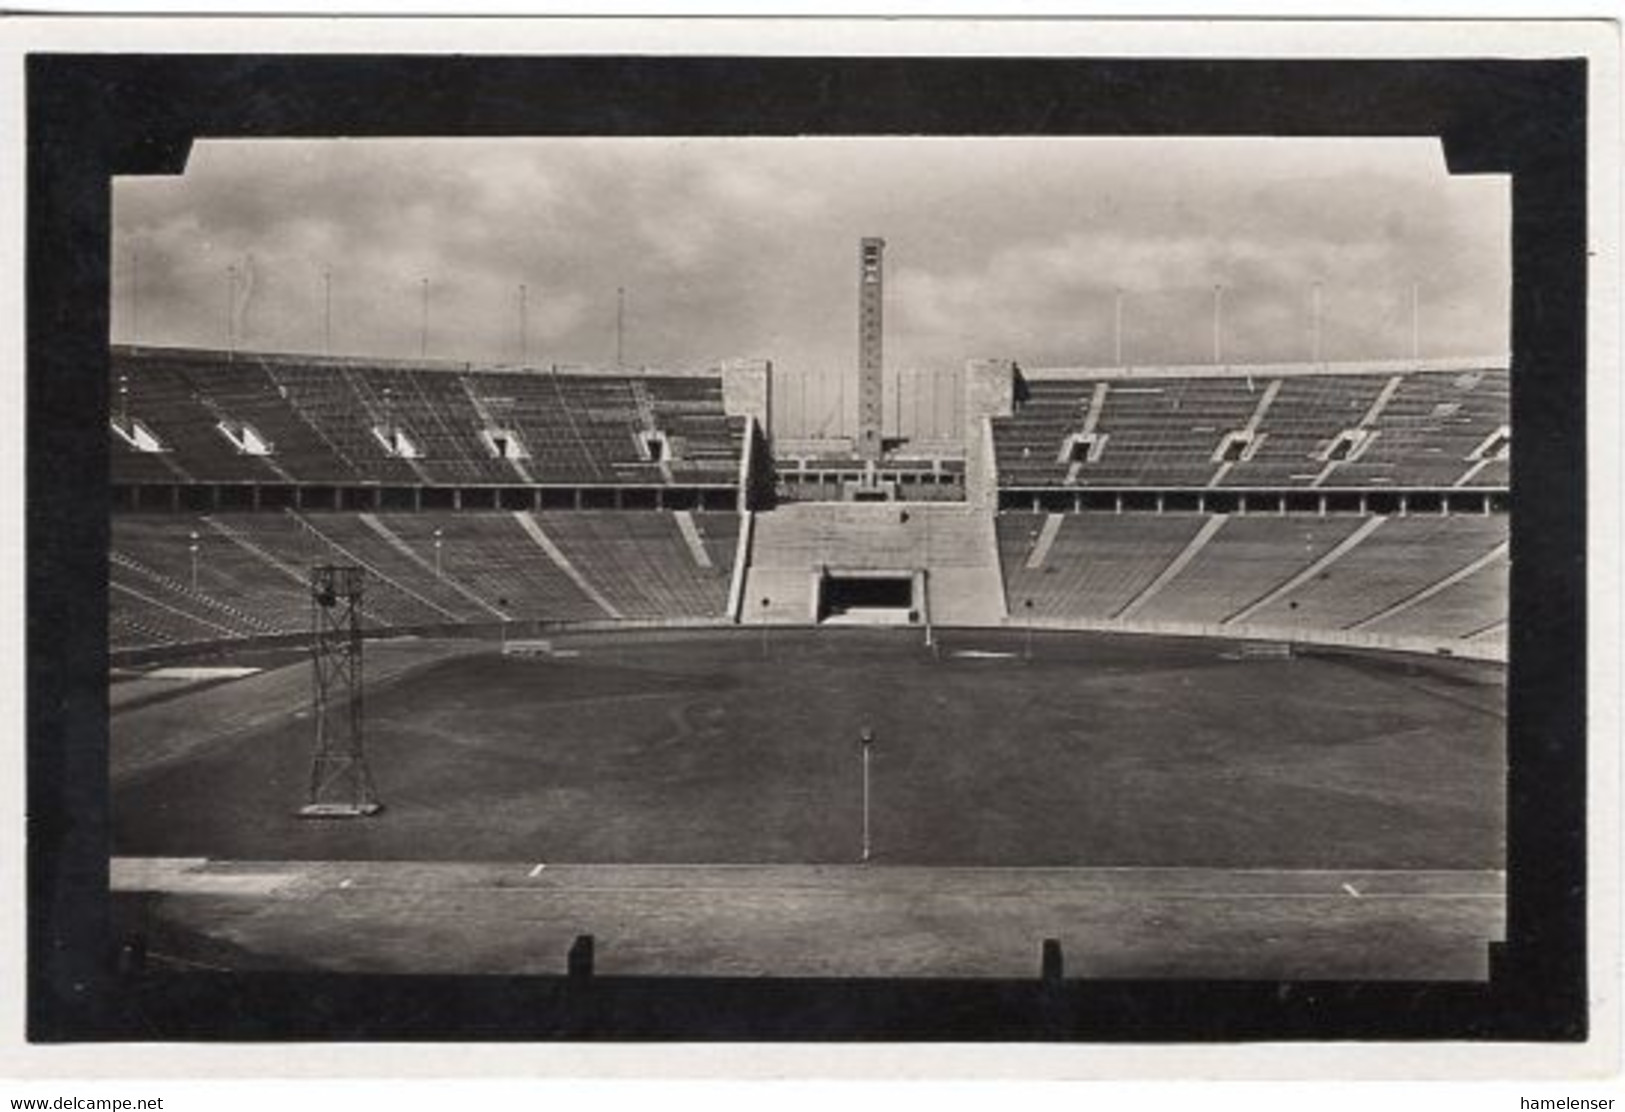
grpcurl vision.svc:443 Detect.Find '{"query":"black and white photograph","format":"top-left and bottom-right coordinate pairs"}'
top-left (103, 134), bottom-right (1513, 980)
top-left (12, 10), bottom-right (1618, 1087)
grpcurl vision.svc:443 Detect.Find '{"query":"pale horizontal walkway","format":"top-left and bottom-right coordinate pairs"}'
top-left (113, 858), bottom-right (1504, 981)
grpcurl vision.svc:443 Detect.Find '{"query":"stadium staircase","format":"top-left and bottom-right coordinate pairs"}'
top-left (742, 502), bottom-right (1006, 626)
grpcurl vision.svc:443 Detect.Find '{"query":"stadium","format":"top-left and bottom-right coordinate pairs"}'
top-left (106, 218), bottom-right (1509, 982)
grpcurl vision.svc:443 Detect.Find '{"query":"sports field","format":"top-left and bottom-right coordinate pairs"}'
top-left (109, 628), bottom-right (1506, 978)
top-left (112, 628), bottom-right (1503, 869)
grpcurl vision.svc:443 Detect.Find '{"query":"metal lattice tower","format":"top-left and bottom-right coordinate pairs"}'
top-left (299, 564), bottom-right (382, 818)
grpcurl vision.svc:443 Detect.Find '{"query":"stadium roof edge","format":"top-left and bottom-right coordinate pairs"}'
top-left (1019, 355), bottom-right (1510, 382)
top-left (108, 343), bottom-right (727, 380)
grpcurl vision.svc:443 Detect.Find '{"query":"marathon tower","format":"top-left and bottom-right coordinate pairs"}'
top-left (857, 237), bottom-right (885, 460)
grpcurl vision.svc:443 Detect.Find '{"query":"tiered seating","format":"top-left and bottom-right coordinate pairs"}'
top-left (372, 512), bottom-right (607, 621)
top-left (1085, 378), bottom-right (1261, 486)
top-left (696, 512), bottom-right (742, 570)
top-left (1218, 375), bottom-right (1386, 487)
top-left (1333, 370), bottom-right (1509, 488)
top-left (1245, 515), bottom-right (1507, 631)
top-left (992, 367), bottom-right (1510, 490)
top-left (112, 514), bottom-right (309, 634)
top-left (998, 513), bottom-right (1207, 619)
top-left (995, 510), bottom-right (1508, 641)
top-left (354, 366), bottom-right (517, 486)
top-left (257, 362), bottom-right (418, 484)
top-left (541, 512), bottom-right (733, 618)
top-left (109, 582), bottom-right (243, 649)
top-left (648, 377), bottom-right (748, 485)
top-left (109, 348), bottom-right (745, 489)
top-left (184, 356), bottom-right (323, 483)
top-left (207, 512), bottom-right (450, 629)
top-left (112, 438), bottom-right (187, 484)
top-left (289, 512), bottom-right (494, 622)
top-left (109, 509), bottom-right (744, 650)
top-left (113, 355), bottom-right (283, 483)
top-left (994, 378), bottom-right (1262, 488)
top-left (1461, 458), bottom-right (1510, 488)
top-left (1135, 515), bottom-right (1366, 624)
top-left (1361, 553), bottom-right (1509, 640)
top-left (992, 379), bottom-right (1101, 488)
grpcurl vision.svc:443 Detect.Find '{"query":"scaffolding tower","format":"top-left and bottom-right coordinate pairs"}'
top-left (298, 564), bottom-right (382, 818)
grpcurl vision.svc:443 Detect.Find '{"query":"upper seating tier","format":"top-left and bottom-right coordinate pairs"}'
top-left (110, 347), bottom-right (746, 489)
top-left (993, 367), bottom-right (1509, 491)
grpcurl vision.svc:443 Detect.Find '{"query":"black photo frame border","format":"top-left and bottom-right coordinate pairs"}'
top-left (26, 52), bottom-right (1587, 1043)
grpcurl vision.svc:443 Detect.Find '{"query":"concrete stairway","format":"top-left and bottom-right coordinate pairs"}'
top-left (742, 503), bottom-right (1006, 625)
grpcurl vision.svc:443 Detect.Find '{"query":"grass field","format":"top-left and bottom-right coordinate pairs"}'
top-left (112, 627), bottom-right (1505, 871)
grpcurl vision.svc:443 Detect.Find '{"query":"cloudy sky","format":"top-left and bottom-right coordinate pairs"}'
top-left (112, 137), bottom-right (1508, 376)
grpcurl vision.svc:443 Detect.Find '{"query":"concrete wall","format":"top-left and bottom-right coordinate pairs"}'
top-left (962, 359), bottom-right (1016, 511)
top-left (721, 359), bottom-right (772, 428)
top-left (769, 365), bottom-right (965, 444)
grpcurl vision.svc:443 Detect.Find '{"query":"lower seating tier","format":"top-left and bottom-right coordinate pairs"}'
top-left (109, 509), bottom-right (741, 652)
top-left (997, 510), bottom-right (1507, 647)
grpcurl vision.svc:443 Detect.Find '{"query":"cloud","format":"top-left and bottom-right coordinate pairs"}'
top-left (112, 137), bottom-right (1508, 375)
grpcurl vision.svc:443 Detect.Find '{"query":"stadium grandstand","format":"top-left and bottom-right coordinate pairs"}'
top-left (109, 342), bottom-right (1508, 661)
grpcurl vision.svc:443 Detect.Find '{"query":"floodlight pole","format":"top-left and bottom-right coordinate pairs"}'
top-left (615, 286), bottom-right (625, 368)
top-left (860, 728), bottom-right (874, 864)
top-left (130, 249), bottom-right (140, 346)
top-left (1410, 282), bottom-right (1421, 362)
top-left (1113, 286), bottom-right (1124, 366)
top-left (519, 283), bottom-right (529, 365)
top-left (225, 265), bottom-right (237, 354)
top-left (420, 277), bottom-right (430, 358)
top-left (323, 267), bottom-right (333, 356)
top-left (1311, 280), bottom-right (1324, 364)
